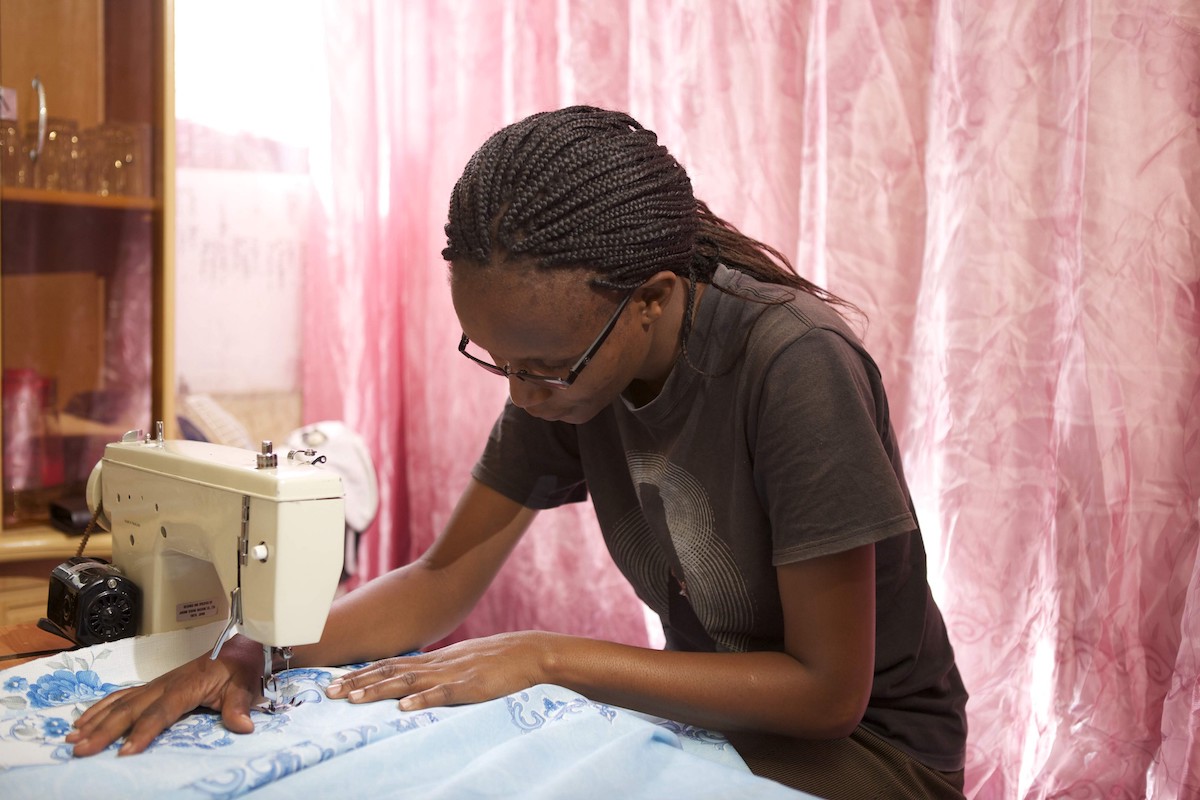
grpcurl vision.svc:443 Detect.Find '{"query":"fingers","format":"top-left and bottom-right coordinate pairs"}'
top-left (219, 677), bottom-right (258, 735)
top-left (325, 635), bottom-right (548, 710)
top-left (66, 684), bottom-right (169, 757)
top-left (70, 685), bottom-right (131, 729)
top-left (331, 669), bottom-right (460, 710)
top-left (68, 681), bottom-right (258, 756)
top-left (65, 650), bottom-right (262, 757)
top-left (325, 656), bottom-right (477, 710)
top-left (396, 683), bottom-right (457, 711)
top-left (115, 689), bottom-right (207, 755)
top-left (326, 658), bottom-right (421, 701)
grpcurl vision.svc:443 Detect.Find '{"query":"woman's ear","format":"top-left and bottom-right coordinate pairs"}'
top-left (634, 271), bottom-right (682, 323)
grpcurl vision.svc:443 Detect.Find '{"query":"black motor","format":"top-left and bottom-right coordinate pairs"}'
top-left (40, 556), bottom-right (140, 646)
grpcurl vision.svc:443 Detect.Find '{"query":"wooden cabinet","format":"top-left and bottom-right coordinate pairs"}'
top-left (0, 0), bottom-right (174, 624)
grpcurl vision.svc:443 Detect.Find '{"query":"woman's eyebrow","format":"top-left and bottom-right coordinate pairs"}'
top-left (510, 339), bottom-right (590, 365)
top-left (519, 353), bottom-right (575, 369)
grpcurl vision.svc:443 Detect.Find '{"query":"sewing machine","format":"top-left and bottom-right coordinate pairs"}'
top-left (43, 424), bottom-right (345, 707)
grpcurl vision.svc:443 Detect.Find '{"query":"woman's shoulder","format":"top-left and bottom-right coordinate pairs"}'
top-left (712, 270), bottom-right (867, 364)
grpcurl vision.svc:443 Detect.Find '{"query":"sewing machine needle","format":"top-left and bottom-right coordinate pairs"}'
top-left (258, 645), bottom-right (298, 713)
top-left (261, 644), bottom-right (277, 712)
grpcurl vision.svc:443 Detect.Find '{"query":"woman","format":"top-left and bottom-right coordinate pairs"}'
top-left (69, 106), bottom-right (967, 798)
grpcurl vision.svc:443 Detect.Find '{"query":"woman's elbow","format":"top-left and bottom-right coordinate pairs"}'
top-left (825, 670), bottom-right (873, 738)
top-left (778, 677), bottom-right (871, 739)
top-left (818, 702), bottom-right (867, 739)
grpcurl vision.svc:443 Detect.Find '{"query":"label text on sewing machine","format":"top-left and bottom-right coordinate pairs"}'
top-left (177, 599), bottom-right (219, 621)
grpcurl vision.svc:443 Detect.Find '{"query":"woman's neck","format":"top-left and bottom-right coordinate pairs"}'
top-left (624, 280), bottom-right (706, 407)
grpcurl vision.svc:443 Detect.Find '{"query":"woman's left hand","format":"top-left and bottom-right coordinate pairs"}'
top-left (324, 631), bottom-right (560, 711)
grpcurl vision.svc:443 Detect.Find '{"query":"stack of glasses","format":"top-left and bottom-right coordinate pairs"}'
top-left (0, 116), bottom-right (149, 197)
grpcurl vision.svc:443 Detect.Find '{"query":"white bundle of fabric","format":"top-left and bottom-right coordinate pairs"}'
top-left (285, 421), bottom-right (378, 581)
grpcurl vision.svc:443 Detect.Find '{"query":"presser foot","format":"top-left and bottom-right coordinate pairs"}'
top-left (257, 676), bottom-right (302, 713)
top-left (255, 645), bottom-right (303, 714)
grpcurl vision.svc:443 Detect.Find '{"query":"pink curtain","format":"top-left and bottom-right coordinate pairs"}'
top-left (305, 2), bottom-right (1200, 796)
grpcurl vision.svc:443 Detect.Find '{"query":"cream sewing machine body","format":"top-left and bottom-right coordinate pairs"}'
top-left (85, 428), bottom-right (345, 651)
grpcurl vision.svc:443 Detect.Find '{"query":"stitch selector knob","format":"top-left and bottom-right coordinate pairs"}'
top-left (256, 440), bottom-right (278, 469)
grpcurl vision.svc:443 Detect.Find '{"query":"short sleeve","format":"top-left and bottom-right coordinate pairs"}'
top-left (472, 400), bottom-right (589, 509)
top-left (751, 327), bottom-right (916, 564)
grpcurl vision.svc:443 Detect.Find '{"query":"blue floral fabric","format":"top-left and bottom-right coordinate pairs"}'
top-left (0, 642), bottom-right (809, 798)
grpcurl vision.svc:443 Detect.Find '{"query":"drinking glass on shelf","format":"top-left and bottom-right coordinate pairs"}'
top-left (57, 126), bottom-right (85, 191)
top-left (25, 116), bottom-right (81, 191)
top-left (0, 117), bottom-right (20, 187)
top-left (85, 124), bottom-right (120, 196)
top-left (86, 123), bottom-right (149, 197)
top-left (124, 123), bottom-right (152, 197)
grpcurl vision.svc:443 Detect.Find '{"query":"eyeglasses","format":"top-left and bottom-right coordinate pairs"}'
top-left (458, 291), bottom-right (634, 388)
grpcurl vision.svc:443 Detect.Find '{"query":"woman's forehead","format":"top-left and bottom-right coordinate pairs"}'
top-left (452, 262), bottom-right (597, 311)
top-left (451, 264), bottom-right (607, 351)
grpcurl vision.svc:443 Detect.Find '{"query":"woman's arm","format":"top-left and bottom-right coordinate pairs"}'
top-left (327, 542), bottom-right (877, 740)
top-left (291, 479), bottom-right (538, 667)
top-left (560, 542), bottom-right (876, 737)
top-left (67, 479), bottom-right (535, 756)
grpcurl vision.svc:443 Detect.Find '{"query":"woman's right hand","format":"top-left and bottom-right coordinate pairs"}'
top-left (65, 634), bottom-right (266, 757)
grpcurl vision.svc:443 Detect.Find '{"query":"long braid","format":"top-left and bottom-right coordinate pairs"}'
top-left (443, 106), bottom-right (857, 355)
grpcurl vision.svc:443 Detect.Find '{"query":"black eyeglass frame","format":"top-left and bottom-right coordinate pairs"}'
top-left (458, 291), bottom-right (635, 388)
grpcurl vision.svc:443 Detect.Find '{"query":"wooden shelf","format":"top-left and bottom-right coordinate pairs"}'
top-left (0, 186), bottom-right (158, 211)
top-left (0, 525), bottom-right (111, 563)
top-left (1, 0), bottom-right (170, 629)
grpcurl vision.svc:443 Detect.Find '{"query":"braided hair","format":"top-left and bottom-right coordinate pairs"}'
top-left (443, 106), bottom-right (854, 351)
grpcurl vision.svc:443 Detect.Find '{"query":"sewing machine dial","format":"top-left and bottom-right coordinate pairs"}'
top-left (84, 458), bottom-right (110, 532)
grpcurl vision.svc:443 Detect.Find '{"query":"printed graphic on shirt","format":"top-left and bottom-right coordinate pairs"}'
top-left (606, 506), bottom-right (671, 618)
top-left (619, 452), bottom-right (755, 652)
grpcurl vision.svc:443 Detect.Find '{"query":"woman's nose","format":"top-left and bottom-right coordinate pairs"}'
top-left (507, 375), bottom-right (552, 409)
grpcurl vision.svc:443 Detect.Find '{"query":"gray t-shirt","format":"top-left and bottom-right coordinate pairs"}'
top-left (472, 265), bottom-right (968, 772)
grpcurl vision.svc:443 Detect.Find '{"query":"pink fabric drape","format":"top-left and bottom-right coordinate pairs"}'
top-left (305, 2), bottom-right (1200, 796)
